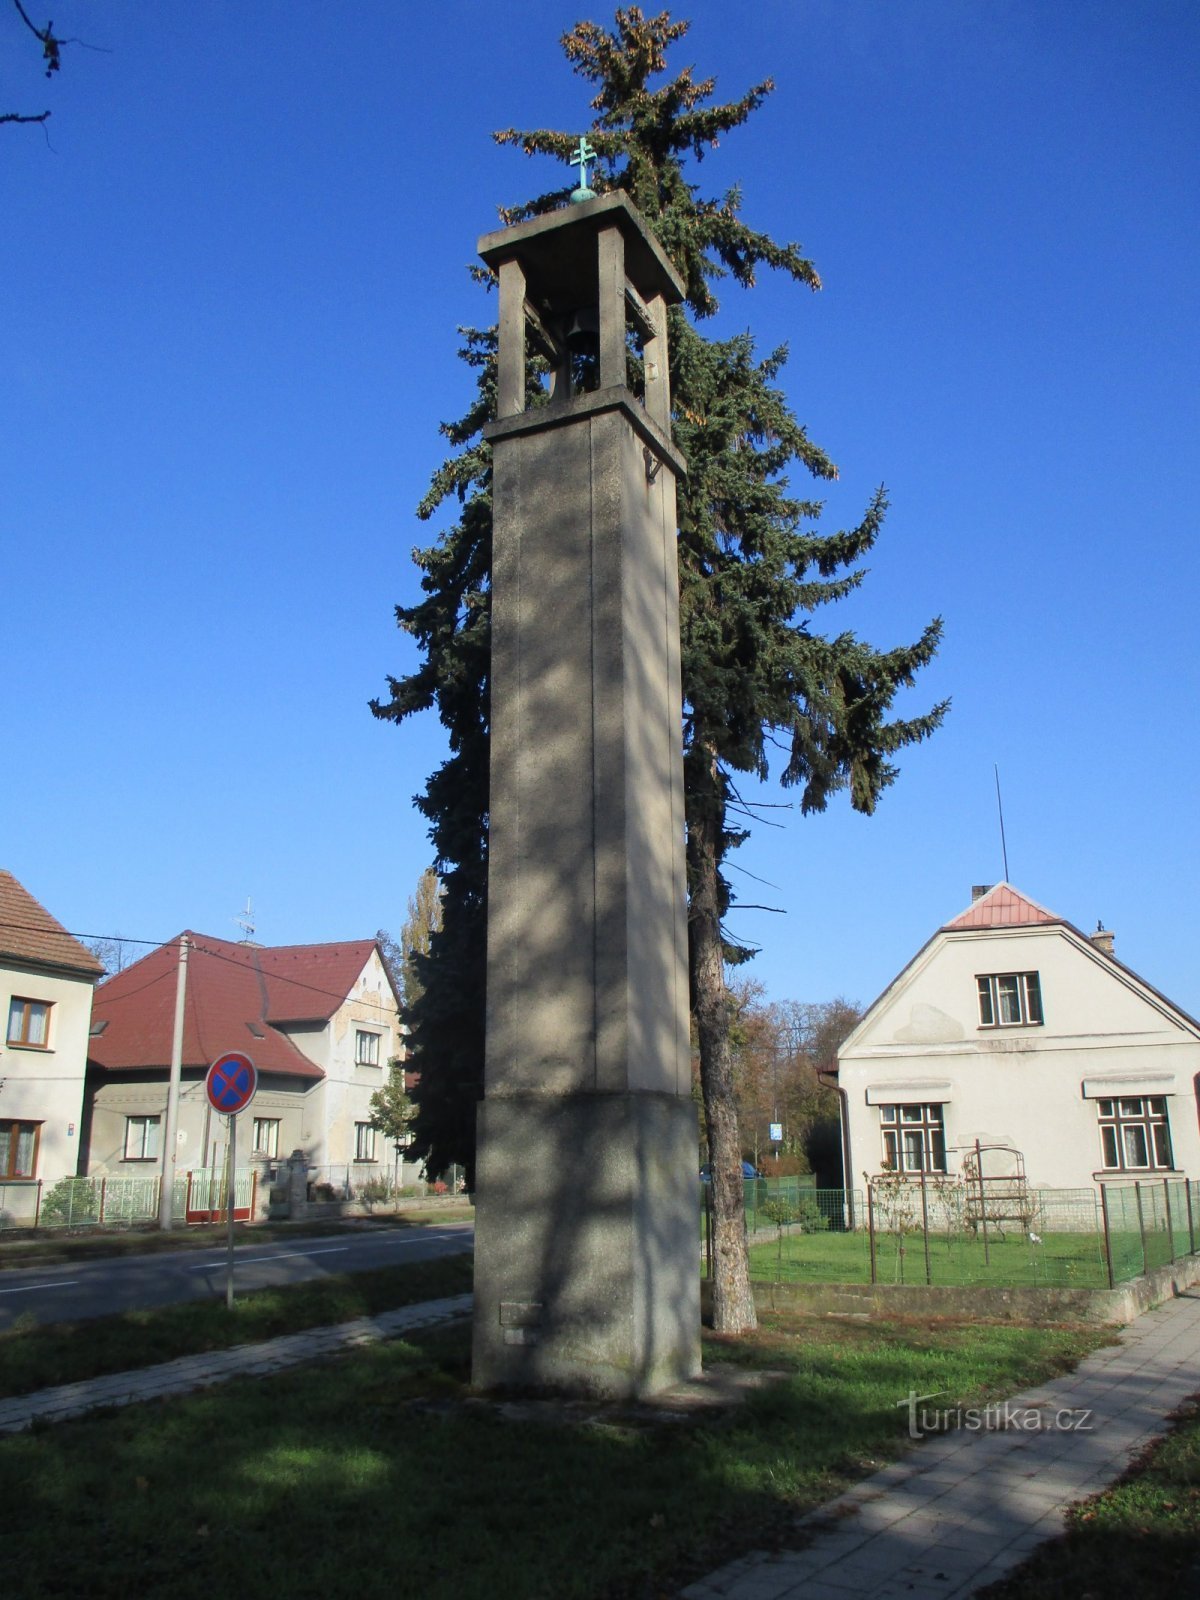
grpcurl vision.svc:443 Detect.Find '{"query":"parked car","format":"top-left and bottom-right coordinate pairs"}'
top-left (700, 1160), bottom-right (762, 1182)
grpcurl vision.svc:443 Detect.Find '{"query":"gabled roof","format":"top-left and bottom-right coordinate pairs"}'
top-left (944, 883), bottom-right (1060, 931)
top-left (0, 870), bottom-right (104, 979)
top-left (254, 940), bottom-right (380, 1024)
top-left (88, 933), bottom-right (386, 1079)
top-left (838, 881), bottom-right (1200, 1061)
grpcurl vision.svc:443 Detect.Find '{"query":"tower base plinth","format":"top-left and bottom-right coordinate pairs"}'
top-left (471, 1091), bottom-right (701, 1398)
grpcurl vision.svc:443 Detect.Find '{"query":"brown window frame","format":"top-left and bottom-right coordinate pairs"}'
top-left (0, 1119), bottom-right (42, 1180)
top-left (6, 997), bottom-right (53, 1049)
top-left (880, 1104), bottom-right (948, 1174)
top-left (977, 972), bottom-right (1044, 1028)
top-left (1096, 1097), bottom-right (1173, 1172)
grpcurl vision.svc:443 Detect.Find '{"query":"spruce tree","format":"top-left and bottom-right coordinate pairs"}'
top-left (372, 8), bottom-right (946, 1332)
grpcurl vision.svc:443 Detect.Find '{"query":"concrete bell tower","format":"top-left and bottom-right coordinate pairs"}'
top-left (471, 187), bottom-right (700, 1397)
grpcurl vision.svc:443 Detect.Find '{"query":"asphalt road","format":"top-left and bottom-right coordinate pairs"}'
top-left (0, 1221), bottom-right (474, 1331)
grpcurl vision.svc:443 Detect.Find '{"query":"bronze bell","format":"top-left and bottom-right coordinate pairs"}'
top-left (565, 306), bottom-right (600, 356)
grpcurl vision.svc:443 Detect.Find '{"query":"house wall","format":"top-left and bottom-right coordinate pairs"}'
top-left (320, 949), bottom-right (401, 1172)
top-left (1, 960), bottom-right (95, 1192)
top-left (839, 925), bottom-right (1200, 1192)
top-left (85, 1071), bottom-right (320, 1181)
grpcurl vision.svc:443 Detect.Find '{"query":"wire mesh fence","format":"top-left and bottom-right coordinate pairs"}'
top-left (703, 1175), bottom-right (1200, 1290)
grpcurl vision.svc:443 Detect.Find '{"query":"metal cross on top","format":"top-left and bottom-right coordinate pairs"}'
top-left (568, 135), bottom-right (598, 204)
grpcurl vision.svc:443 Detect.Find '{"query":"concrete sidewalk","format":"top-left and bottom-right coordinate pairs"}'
top-left (683, 1289), bottom-right (1200, 1600)
top-left (0, 1293), bottom-right (472, 1436)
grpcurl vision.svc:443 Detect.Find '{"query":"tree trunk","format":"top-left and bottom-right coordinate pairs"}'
top-left (688, 793), bottom-right (758, 1335)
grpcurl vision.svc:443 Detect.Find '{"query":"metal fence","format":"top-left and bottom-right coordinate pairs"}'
top-left (304, 1164), bottom-right (461, 1203)
top-left (703, 1176), bottom-right (1200, 1291)
top-left (0, 1170), bottom-right (258, 1231)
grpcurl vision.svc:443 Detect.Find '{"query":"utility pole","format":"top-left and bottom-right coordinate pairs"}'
top-left (158, 934), bottom-right (189, 1229)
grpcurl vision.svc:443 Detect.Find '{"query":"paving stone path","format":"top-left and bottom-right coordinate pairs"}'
top-left (0, 1293), bottom-right (473, 1436)
top-left (682, 1289), bottom-right (1200, 1599)
top-left (4, 1286), bottom-right (1197, 1597)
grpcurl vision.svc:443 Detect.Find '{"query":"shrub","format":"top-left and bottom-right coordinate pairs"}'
top-left (39, 1178), bottom-right (99, 1227)
top-left (356, 1176), bottom-right (395, 1209)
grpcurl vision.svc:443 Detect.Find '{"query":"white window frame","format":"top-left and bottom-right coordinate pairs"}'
top-left (977, 972), bottom-right (1044, 1028)
top-left (252, 1117), bottom-right (280, 1158)
top-left (880, 1104), bottom-right (948, 1174)
top-left (355, 1029), bottom-right (381, 1067)
top-left (6, 997), bottom-right (52, 1049)
top-left (354, 1122), bottom-right (377, 1162)
top-left (124, 1114), bottom-right (160, 1161)
top-left (1096, 1097), bottom-right (1173, 1172)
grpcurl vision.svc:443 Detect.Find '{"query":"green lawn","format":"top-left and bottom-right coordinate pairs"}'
top-left (746, 1226), bottom-right (1151, 1289)
top-left (980, 1397), bottom-right (1200, 1598)
top-left (0, 1254), bottom-right (473, 1398)
top-left (0, 1308), bottom-right (1108, 1600)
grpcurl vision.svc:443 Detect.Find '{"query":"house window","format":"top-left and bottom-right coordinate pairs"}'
top-left (977, 972), bottom-right (1043, 1028)
top-left (252, 1117), bottom-right (280, 1158)
top-left (0, 1120), bottom-right (41, 1179)
top-left (1097, 1098), bottom-right (1173, 1172)
top-left (6, 997), bottom-right (52, 1048)
top-left (124, 1115), bottom-right (160, 1161)
top-left (354, 1122), bottom-right (377, 1162)
top-left (880, 1104), bottom-right (947, 1174)
top-left (355, 1029), bottom-right (381, 1067)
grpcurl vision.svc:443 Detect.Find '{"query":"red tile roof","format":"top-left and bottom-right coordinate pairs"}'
top-left (88, 933), bottom-right (383, 1079)
top-left (943, 883), bottom-right (1060, 931)
top-left (0, 870), bottom-right (104, 979)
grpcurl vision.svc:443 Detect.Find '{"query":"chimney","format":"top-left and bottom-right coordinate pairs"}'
top-left (1090, 921), bottom-right (1115, 957)
top-left (971, 884), bottom-right (993, 902)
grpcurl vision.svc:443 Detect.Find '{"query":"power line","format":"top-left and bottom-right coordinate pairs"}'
top-left (0, 919), bottom-right (159, 947)
top-left (0, 921), bottom-right (399, 1018)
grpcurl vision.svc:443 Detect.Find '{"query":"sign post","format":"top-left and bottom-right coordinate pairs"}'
top-left (205, 1052), bottom-right (258, 1309)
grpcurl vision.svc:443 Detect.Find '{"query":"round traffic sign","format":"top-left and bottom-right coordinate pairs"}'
top-left (205, 1051), bottom-right (258, 1115)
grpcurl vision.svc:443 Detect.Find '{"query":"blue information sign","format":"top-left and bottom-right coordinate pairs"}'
top-left (205, 1051), bottom-right (258, 1115)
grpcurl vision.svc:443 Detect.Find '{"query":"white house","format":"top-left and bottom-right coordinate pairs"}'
top-left (0, 869), bottom-right (103, 1216)
top-left (835, 884), bottom-right (1200, 1194)
top-left (84, 933), bottom-right (407, 1194)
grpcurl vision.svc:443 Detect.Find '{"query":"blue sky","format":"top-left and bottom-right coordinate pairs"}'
top-left (4, 1), bottom-right (1198, 1016)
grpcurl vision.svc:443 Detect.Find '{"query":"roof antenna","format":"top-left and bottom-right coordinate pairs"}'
top-left (233, 897), bottom-right (256, 942)
top-left (993, 766), bottom-right (1011, 882)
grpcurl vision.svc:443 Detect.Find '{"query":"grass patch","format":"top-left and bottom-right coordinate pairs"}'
top-left (748, 1227), bottom-right (1119, 1288)
top-left (980, 1395), bottom-right (1200, 1598)
top-left (0, 1308), bottom-right (1108, 1600)
top-left (0, 1253), bottom-right (473, 1398)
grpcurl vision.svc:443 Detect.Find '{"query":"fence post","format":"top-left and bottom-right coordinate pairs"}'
top-left (976, 1139), bottom-right (991, 1267)
top-left (1135, 1183), bottom-right (1148, 1276)
top-left (1186, 1180), bottom-right (1197, 1256)
top-left (919, 1165), bottom-right (932, 1286)
top-left (867, 1181), bottom-right (878, 1285)
top-left (1163, 1178), bottom-right (1176, 1264)
top-left (99, 1176), bottom-right (107, 1225)
top-left (33, 1179), bottom-right (42, 1230)
top-left (1100, 1183), bottom-right (1116, 1289)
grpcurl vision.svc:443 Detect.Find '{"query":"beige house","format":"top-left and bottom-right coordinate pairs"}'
top-left (84, 933), bottom-right (406, 1195)
top-left (0, 870), bottom-right (103, 1215)
top-left (836, 884), bottom-right (1200, 1193)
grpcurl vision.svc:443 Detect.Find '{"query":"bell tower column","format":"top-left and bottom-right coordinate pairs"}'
top-left (471, 190), bottom-right (699, 1397)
